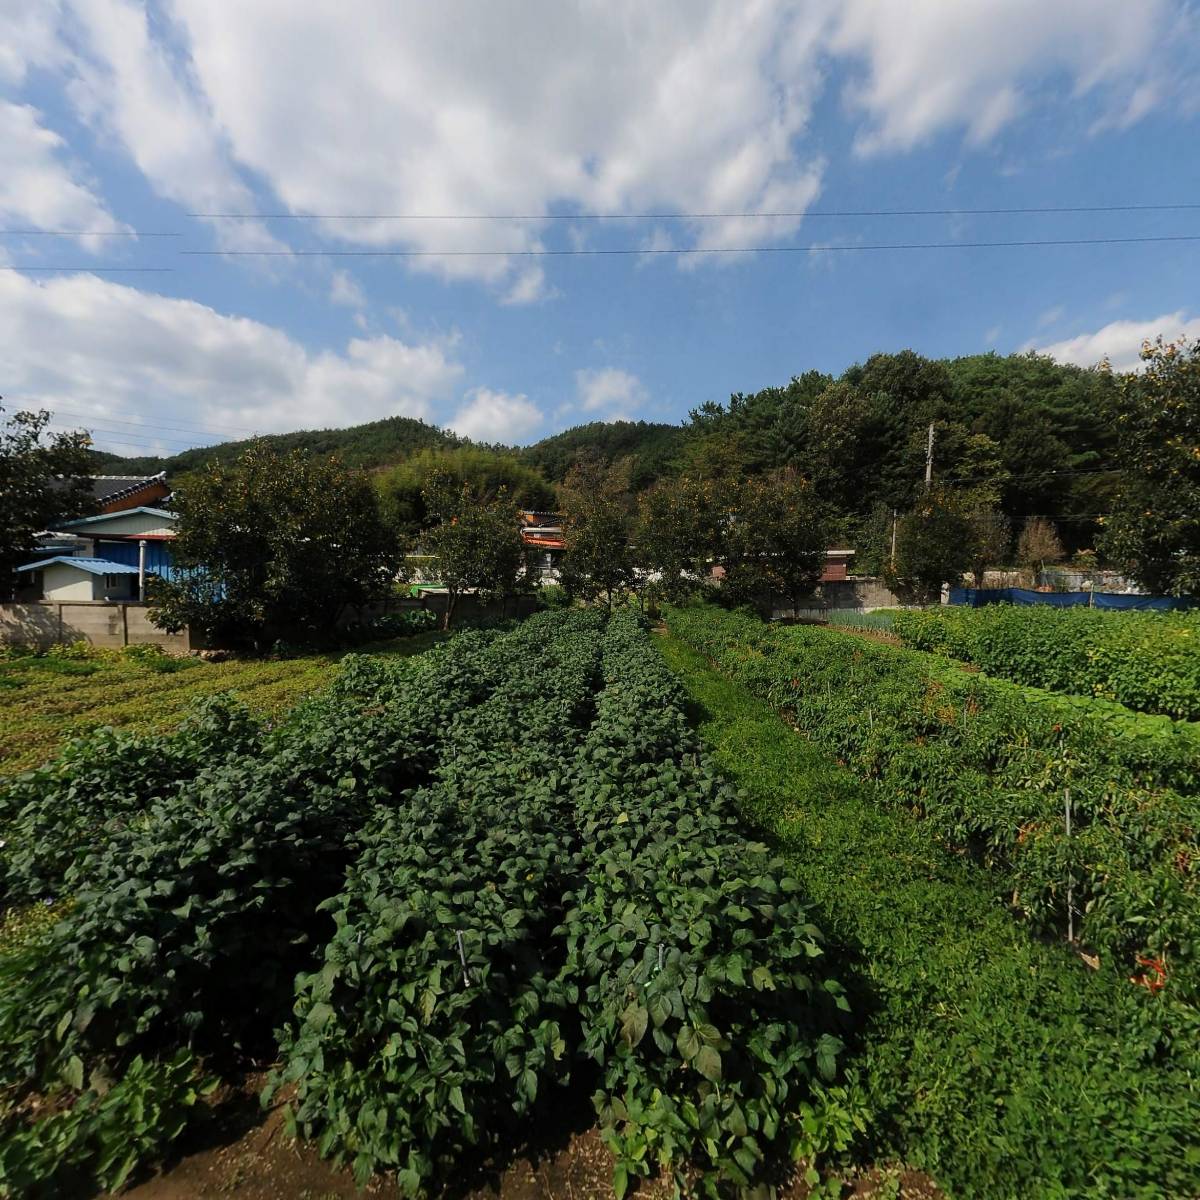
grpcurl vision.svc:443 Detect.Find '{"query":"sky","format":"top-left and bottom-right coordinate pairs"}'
top-left (2, 0), bottom-right (1200, 459)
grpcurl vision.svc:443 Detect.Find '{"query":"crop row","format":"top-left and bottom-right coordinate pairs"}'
top-left (273, 613), bottom-right (853, 1195)
top-left (666, 605), bottom-right (1200, 1017)
top-left (0, 612), bottom-right (850, 1197)
top-left (0, 621), bottom-right (527, 1194)
top-left (893, 604), bottom-right (1200, 720)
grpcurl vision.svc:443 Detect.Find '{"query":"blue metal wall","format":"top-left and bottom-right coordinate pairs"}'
top-left (947, 586), bottom-right (1195, 612)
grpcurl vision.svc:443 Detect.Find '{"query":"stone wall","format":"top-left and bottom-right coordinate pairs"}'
top-left (0, 602), bottom-right (191, 651)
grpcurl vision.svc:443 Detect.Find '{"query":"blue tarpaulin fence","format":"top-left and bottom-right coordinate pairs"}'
top-left (948, 587), bottom-right (1196, 611)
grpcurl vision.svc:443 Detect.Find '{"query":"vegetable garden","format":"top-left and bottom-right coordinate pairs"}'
top-left (0, 612), bottom-right (854, 1197)
top-left (668, 605), bottom-right (1200, 1017)
top-left (892, 604), bottom-right (1200, 720)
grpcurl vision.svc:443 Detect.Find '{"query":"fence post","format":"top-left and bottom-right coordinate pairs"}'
top-left (120, 603), bottom-right (129, 646)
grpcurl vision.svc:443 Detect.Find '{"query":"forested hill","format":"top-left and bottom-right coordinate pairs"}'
top-left (89, 414), bottom-right (459, 475)
top-left (88, 350), bottom-right (1115, 550)
top-left (687, 350), bottom-right (1117, 554)
top-left (520, 420), bottom-right (687, 488)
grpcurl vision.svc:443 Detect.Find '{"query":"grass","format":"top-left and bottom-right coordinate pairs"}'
top-left (824, 609), bottom-right (900, 632)
top-left (655, 630), bottom-right (1200, 1200)
top-left (0, 633), bottom-right (444, 775)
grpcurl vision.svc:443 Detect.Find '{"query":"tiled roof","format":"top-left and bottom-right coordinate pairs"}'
top-left (16, 556), bottom-right (141, 576)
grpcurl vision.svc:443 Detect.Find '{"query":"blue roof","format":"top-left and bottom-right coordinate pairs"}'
top-left (16, 556), bottom-right (142, 576)
top-left (54, 506), bottom-right (177, 529)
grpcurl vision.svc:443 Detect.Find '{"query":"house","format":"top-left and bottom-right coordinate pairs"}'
top-left (519, 511), bottom-right (565, 579)
top-left (14, 556), bottom-right (142, 602)
top-left (89, 472), bottom-right (171, 513)
top-left (16, 506), bottom-right (179, 602)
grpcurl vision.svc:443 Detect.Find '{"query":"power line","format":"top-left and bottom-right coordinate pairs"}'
top-left (187, 202), bottom-right (1200, 221)
top-left (0, 231), bottom-right (179, 237)
top-left (47, 405), bottom-right (264, 441)
top-left (0, 266), bottom-right (174, 272)
top-left (943, 465), bottom-right (1122, 485)
top-left (179, 233), bottom-right (1200, 258)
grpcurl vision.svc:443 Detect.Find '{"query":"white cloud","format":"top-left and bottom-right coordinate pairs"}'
top-left (828, 0), bottom-right (1180, 154)
top-left (1027, 311), bottom-right (1200, 373)
top-left (59, 0), bottom-right (282, 252)
top-left (450, 388), bottom-right (544, 444)
top-left (0, 5), bottom-right (62, 87)
top-left (501, 265), bottom-right (554, 307)
top-left (575, 368), bottom-right (648, 420)
top-left (1036, 305), bottom-right (1065, 329)
top-left (57, 0), bottom-right (835, 290)
top-left (0, 101), bottom-right (123, 245)
top-left (2, 0), bottom-right (1194, 305)
top-left (329, 269), bottom-right (366, 308)
top-left (0, 271), bottom-right (465, 450)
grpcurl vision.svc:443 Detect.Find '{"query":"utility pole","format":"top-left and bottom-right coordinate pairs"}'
top-left (890, 509), bottom-right (898, 563)
top-left (924, 422), bottom-right (935, 489)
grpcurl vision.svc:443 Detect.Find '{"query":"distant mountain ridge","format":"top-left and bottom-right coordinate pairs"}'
top-left (89, 415), bottom-right (684, 482)
top-left (88, 415), bottom-right (461, 476)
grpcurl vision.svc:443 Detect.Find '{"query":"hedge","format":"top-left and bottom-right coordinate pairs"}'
top-left (893, 604), bottom-right (1200, 720)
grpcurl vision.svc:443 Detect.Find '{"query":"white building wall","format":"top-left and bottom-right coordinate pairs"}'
top-left (41, 564), bottom-right (97, 602)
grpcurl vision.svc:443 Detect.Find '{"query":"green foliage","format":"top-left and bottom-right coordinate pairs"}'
top-left (0, 406), bottom-right (95, 597)
top-left (825, 609), bottom-right (896, 631)
top-left (376, 446), bottom-right (555, 540)
top-left (336, 606), bottom-right (439, 645)
top-left (0, 1051), bottom-right (215, 1198)
top-left (635, 474), bottom-right (726, 602)
top-left (657, 630), bottom-right (1200, 1200)
top-left (0, 642), bottom-right (347, 775)
top-left (884, 489), bottom-right (975, 603)
top-left (723, 470), bottom-right (832, 615)
top-left (559, 453), bottom-right (637, 608)
top-left (148, 444), bottom-right (399, 650)
top-left (522, 420), bottom-right (687, 489)
top-left (420, 470), bottom-right (526, 629)
top-left (90, 413), bottom-right (457, 477)
top-left (0, 695), bottom-right (263, 906)
top-left (667, 605), bottom-right (1200, 1015)
top-left (1101, 337), bottom-right (1200, 595)
top-left (563, 616), bottom-right (854, 1195)
top-left (273, 612), bottom-right (852, 1196)
top-left (893, 604), bottom-right (1200, 720)
top-left (0, 631), bottom-right (508, 1096)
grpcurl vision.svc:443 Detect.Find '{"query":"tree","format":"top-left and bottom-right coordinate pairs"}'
top-left (1016, 517), bottom-right (1065, 577)
top-left (376, 446), bottom-right (554, 542)
top-left (0, 405), bottom-right (94, 598)
top-left (420, 470), bottom-right (525, 630)
top-left (885, 489), bottom-right (976, 605)
top-left (723, 469), bottom-right (832, 616)
top-left (559, 453), bottom-right (636, 609)
top-left (966, 509), bottom-right (1011, 589)
top-left (1101, 337), bottom-right (1200, 595)
top-left (148, 445), bottom-right (397, 651)
top-left (635, 474), bottom-right (727, 601)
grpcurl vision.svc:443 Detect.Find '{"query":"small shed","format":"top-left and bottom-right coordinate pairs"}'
top-left (15, 557), bottom-right (142, 602)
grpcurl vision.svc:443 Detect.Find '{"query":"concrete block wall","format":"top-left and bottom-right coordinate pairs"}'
top-left (0, 602), bottom-right (190, 652)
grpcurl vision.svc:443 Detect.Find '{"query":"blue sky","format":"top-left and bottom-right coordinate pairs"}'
top-left (2, 1), bottom-right (1199, 458)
